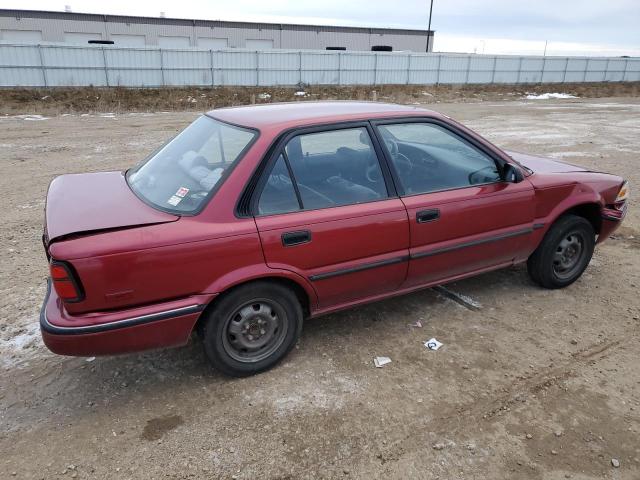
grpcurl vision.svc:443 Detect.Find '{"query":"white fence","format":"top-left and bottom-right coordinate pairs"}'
top-left (1, 43), bottom-right (639, 88)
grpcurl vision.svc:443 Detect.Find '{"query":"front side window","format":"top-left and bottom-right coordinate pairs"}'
top-left (127, 115), bottom-right (256, 214)
top-left (377, 123), bottom-right (501, 195)
top-left (274, 127), bottom-right (388, 212)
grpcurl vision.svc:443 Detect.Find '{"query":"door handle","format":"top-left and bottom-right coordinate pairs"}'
top-left (416, 209), bottom-right (440, 223)
top-left (282, 230), bottom-right (311, 246)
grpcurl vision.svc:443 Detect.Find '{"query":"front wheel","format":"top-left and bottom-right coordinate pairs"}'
top-left (527, 214), bottom-right (595, 289)
top-left (201, 282), bottom-right (303, 377)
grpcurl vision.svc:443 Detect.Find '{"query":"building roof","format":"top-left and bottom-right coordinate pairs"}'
top-left (0, 9), bottom-right (433, 36)
top-left (208, 101), bottom-right (439, 131)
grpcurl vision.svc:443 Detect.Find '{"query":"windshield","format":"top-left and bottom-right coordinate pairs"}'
top-left (127, 115), bottom-right (257, 214)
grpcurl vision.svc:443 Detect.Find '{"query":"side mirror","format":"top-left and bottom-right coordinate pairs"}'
top-left (503, 163), bottom-right (524, 183)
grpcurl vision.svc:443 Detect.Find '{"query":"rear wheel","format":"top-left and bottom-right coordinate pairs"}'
top-left (527, 214), bottom-right (595, 289)
top-left (201, 282), bottom-right (303, 377)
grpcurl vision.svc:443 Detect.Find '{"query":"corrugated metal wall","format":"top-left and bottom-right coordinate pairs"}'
top-left (0, 44), bottom-right (638, 87)
top-left (0, 11), bottom-right (431, 51)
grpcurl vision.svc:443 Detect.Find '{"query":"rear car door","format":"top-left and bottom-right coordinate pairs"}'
top-left (252, 123), bottom-right (410, 309)
top-left (373, 119), bottom-right (535, 288)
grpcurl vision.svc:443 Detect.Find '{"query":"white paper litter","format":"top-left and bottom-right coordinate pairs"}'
top-left (258, 93), bottom-right (271, 100)
top-left (294, 91), bottom-right (306, 96)
top-left (424, 338), bottom-right (443, 351)
top-left (374, 356), bottom-right (392, 368)
top-left (85, 356), bottom-right (96, 362)
top-left (524, 93), bottom-right (577, 100)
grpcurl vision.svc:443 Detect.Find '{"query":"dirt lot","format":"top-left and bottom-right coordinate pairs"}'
top-left (0, 95), bottom-right (639, 479)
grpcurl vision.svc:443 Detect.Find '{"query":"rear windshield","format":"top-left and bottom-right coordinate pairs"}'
top-left (126, 115), bottom-right (257, 214)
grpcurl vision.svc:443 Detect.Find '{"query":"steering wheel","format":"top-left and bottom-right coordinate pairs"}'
top-left (385, 137), bottom-right (413, 177)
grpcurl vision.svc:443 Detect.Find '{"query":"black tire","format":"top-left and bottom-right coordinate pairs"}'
top-left (201, 282), bottom-right (303, 377)
top-left (527, 214), bottom-right (595, 289)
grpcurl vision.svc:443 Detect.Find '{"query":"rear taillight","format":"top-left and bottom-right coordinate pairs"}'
top-left (50, 261), bottom-right (84, 302)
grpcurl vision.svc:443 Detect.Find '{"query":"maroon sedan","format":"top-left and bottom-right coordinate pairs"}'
top-left (40, 102), bottom-right (628, 376)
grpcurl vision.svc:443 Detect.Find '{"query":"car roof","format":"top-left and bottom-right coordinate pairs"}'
top-left (207, 101), bottom-right (442, 131)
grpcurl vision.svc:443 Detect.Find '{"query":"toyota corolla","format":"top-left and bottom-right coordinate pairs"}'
top-left (40, 102), bottom-right (628, 377)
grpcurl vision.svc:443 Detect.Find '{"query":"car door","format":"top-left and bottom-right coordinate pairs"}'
top-left (252, 123), bottom-right (410, 309)
top-left (372, 119), bottom-right (536, 288)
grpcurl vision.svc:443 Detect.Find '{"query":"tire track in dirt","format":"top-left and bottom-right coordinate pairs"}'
top-left (365, 336), bottom-right (630, 472)
top-left (436, 337), bottom-right (624, 426)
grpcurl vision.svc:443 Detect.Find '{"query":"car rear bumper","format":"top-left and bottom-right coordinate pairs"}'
top-left (40, 280), bottom-right (214, 356)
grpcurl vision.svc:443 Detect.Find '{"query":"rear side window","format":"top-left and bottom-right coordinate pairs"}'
top-left (127, 115), bottom-right (256, 214)
top-left (258, 154), bottom-right (301, 215)
top-left (259, 127), bottom-right (388, 214)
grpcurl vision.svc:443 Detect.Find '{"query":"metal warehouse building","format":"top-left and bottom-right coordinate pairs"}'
top-left (0, 9), bottom-right (434, 52)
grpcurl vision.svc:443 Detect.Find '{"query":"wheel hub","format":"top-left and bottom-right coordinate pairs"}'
top-left (222, 300), bottom-right (288, 363)
top-left (553, 233), bottom-right (584, 277)
top-left (243, 317), bottom-right (268, 341)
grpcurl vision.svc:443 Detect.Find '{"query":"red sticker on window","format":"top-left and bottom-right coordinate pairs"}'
top-left (175, 187), bottom-right (189, 198)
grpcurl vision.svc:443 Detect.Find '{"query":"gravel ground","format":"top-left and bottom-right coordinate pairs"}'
top-left (0, 97), bottom-right (639, 479)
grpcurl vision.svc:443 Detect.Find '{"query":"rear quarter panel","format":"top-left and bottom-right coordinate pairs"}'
top-left (51, 218), bottom-right (265, 314)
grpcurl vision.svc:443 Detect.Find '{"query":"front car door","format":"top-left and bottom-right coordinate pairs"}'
top-left (252, 123), bottom-right (410, 310)
top-left (372, 119), bottom-right (535, 288)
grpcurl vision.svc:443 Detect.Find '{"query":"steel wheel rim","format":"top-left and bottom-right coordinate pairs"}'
top-left (222, 298), bottom-right (288, 363)
top-left (552, 231), bottom-right (585, 280)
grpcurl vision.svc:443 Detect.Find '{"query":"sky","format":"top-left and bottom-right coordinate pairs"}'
top-left (1, 0), bottom-right (639, 56)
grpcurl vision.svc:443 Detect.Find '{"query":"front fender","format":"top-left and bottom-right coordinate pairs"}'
top-left (519, 181), bottom-right (601, 255)
top-left (539, 187), bottom-right (603, 228)
top-left (529, 171), bottom-right (624, 232)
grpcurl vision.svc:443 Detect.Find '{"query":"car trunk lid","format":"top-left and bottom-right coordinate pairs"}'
top-left (45, 171), bottom-right (179, 243)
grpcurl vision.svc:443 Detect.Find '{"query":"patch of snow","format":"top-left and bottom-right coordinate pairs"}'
top-left (524, 93), bottom-right (578, 100)
top-left (547, 151), bottom-right (597, 159)
top-left (294, 91), bottom-right (306, 96)
top-left (258, 93), bottom-right (271, 100)
top-left (245, 373), bottom-right (361, 416)
top-left (580, 103), bottom-right (640, 109)
top-left (9, 114), bottom-right (50, 121)
top-left (7, 330), bottom-right (35, 350)
top-left (0, 320), bottom-right (43, 368)
top-left (527, 105), bottom-right (579, 110)
top-left (16, 199), bottom-right (45, 209)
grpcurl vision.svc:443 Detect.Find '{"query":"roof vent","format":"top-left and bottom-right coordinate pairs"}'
top-left (160, 11), bottom-right (166, 18)
top-left (64, 5), bottom-right (72, 13)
